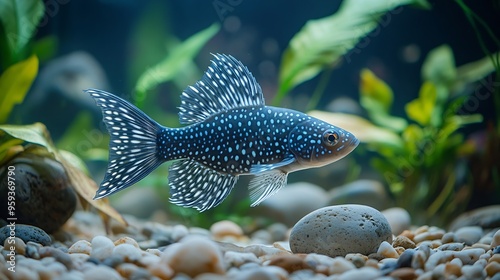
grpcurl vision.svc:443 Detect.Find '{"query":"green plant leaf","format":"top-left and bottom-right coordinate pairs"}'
top-left (275, 0), bottom-right (430, 104)
top-left (405, 81), bottom-right (437, 126)
top-left (422, 45), bottom-right (456, 88)
top-left (134, 23), bottom-right (220, 106)
top-left (360, 69), bottom-right (393, 111)
top-left (0, 54), bottom-right (38, 123)
top-left (0, 0), bottom-right (45, 57)
top-left (358, 68), bottom-right (407, 131)
top-left (452, 51), bottom-right (499, 94)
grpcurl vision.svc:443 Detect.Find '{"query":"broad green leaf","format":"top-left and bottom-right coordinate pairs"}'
top-left (402, 124), bottom-right (423, 154)
top-left (134, 23), bottom-right (220, 105)
top-left (0, 54), bottom-right (38, 123)
top-left (421, 45), bottom-right (456, 96)
top-left (275, 0), bottom-right (430, 104)
top-left (405, 81), bottom-right (437, 126)
top-left (0, 0), bottom-right (44, 56)
top-left (422, 44), bottom-right (456, 83)
top-left (452, 52), bottom-right (499, 94)
top-left (308, 110), bottom-right (404, 150)
top-left (360, 69), bottom-right (393, 111)
top-left (0, 123), bottom-right (127, 226)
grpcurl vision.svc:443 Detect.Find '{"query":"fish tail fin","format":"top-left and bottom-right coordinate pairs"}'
top-left (86, 89), bottom-right (164, 199)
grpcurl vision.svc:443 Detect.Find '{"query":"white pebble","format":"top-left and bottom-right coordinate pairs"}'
top-left (338, 267), bottom-right (380, 280)
top-left (171, 224), bottom-right (189, 242)
top-left (68, 240), bottom-right (92, 254)
top-left (491, 229), bottom-right (500, 248)
top-left (82, 264), bottom-right (122, 279)
top-left (381, 207), bottom-right (411, 235)
top-left (377, 241), bottom-right (399, 258)
top-left (90, 236), bottom-right (115, 260)
top-left (113, 243), bottom-right (142, 262)
top-left (225, 251), bottom-right (260, 267)
top-left (161, 235), bottom-right (224, 277)
top-left (455, 226), bottom-right (483, 245)
top-left (462, 264), bottom-right (486, 279)
top-left (329, 256), bottom-right (356, 275)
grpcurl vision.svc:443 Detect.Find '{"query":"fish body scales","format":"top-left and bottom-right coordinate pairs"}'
top-left (157, 106), bottom-right (308, 175)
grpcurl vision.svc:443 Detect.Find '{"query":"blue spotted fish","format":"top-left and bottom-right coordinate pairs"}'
top-left (86, 54), bottom-right (358, 212)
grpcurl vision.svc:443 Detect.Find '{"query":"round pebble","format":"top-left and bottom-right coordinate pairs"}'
top-left (491, 229), bottom-right (500, 248)
top-left (82, 264), bottom-right (122, 279)
top-left (68, 240), bottom-right (92, 254)
top-left (381, 207), bottom-right (411, 235)
top-left (455, 226), bottom-right (483, 245)
top-left (113, 244), bottom-right (142, 262)
top-left (210, 220), bottom-right (244, 239)
top-left (90, 236), bottom-right (115, 260)
top-left (377, 241), bottom-right (399, 258)
top-left (161, 235), bottom-right (225, 277)
top-left (289, 204), bottom-right (393, 257)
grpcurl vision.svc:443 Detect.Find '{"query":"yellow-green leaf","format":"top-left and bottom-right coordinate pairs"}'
top-left (275, 0), bottom-right (430, 105)
top-left (360, 69), bottom-right (393, 112)
top-left (405, 81), bottom-right (437, 126)
top-left (0, 54), bottom-right (38, 123)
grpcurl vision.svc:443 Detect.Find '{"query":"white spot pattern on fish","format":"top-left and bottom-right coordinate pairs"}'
top-left (86, 54), bottom-right (359, 212)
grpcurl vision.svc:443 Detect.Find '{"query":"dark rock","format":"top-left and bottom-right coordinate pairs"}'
top-left (0, 151), bottom-right (77, 233)
top-left (0, 224), bottom-right (51, 246)
top-left (396, 249), bottom-right (415, 268)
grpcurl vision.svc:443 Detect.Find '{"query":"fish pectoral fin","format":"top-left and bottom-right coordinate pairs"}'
top-left (249, 156), bottom-right (295, 174)
top-left (248, 169), bottom-right (288, 207)
top-left (168, 159), bottom-right (238, 212)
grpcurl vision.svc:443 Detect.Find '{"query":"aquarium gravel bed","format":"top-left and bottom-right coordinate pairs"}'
top-left (1, 210), bottom-right (500, 280)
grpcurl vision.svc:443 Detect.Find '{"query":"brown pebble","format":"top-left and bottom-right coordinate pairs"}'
top-left (414, 225), bottom-right (429, 235)
top-left (445, 262), bottom-right (462, 277)
top-left (367, 253), bottom-right (384, 261)
top-left (267, 254), bottom-right (311, 273)
top-left (393, 235), bottom-right (416, 249)
top-left (471, 243), bottom-right (491, 250)
top-left (395, 247), bottom-right (406, 255)
top-left (116, 263), bottom-right (139, 278)
top-left (485, 262), bottom-right (500, 277)
top-left (400, 230), bottom-right (415, 241)
top-left (364, 259), bottom-right (379, 269)
top-left (489, 254), bottom-right (500, 264)
top-left (389, 267), bottom-right (417, 280)
top-left (148, 262), bottom-right (174, 279)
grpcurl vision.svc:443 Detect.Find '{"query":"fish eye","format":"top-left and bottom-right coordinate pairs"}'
top-left (323, 130), bottom-right (339, 146)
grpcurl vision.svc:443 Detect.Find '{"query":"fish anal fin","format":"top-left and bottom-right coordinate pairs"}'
top-left (168, 159), bottom-right (238, 212)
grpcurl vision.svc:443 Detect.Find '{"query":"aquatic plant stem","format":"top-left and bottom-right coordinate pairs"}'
top-left (307, 67), bottom-right (334, 111)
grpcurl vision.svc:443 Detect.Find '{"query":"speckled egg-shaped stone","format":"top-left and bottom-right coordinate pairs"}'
top-left (289, 204), bottom-right (392, 257)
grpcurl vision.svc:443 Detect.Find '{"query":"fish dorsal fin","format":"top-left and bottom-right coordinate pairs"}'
top-left (179, 54), bottom-right (265, 124)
